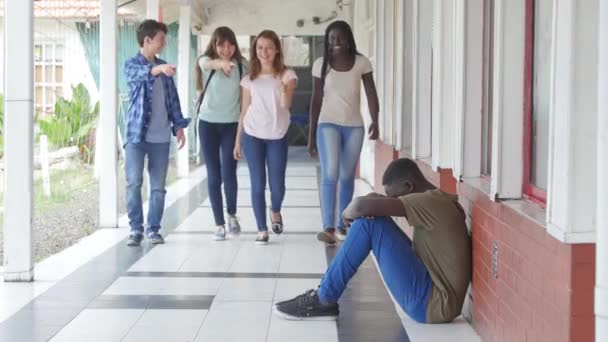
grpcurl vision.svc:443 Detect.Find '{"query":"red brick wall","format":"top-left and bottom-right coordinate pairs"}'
top-left (461, 181), bottom-right (595, 342)
top-left (374, 144), bottom-right (596, 342)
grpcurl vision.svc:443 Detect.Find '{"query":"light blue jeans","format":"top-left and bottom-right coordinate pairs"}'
top-left (317, 123), bottom-right (364, 230)
top-left (125, 142), bottom-right (171, 235)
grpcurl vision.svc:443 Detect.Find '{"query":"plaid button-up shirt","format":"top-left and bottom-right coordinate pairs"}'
top-left (123, 53), bottom-right (191, 145)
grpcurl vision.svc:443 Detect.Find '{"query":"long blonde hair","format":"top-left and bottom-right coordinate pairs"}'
top-left (249, 30), bottom-right (286, 81)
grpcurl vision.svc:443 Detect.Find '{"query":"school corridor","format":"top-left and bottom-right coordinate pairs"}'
top-left (0, 147), bottom-right (479, 341)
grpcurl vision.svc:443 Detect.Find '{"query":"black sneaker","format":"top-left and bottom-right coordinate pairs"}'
top-left (274, 289), bottom-right (339, 321)
top-left (127, 233), bottom-right (143, 247)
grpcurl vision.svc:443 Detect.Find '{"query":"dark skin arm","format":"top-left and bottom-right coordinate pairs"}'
top-left (362, 72), bottom-right (380, 140)
top-left (342, 196), bottom-right (407, 227)
top-left (308, 76), bottom-right (323, 157)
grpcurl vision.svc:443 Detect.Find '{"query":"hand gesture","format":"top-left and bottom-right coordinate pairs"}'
top-left (176, 128), bottom-right (186, 149)
top-left (308, 139), bottom-right (318, 158)
top-left (220, 60), bottom-right (235, 76)
top-left (368, 122), bottom-right (379, 140)
top-left (153, 64), bottom-right (176, 77)
top-left (233, 141), bottom-right (243, 160)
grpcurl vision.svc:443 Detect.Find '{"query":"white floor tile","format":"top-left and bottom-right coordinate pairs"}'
top-left (237, 166), bottom-right (318, 177)
top-left (203, 190), bottom-right (320, 208)
top-left (193, 301), bottom-right (272, 342)
top-left (401, 315), bottom-right (482, 342)
top-left (266, 315), bottom-right (338, 342)
top-left (134, 309), bottom-right (208, 328)
top-left (121, 309), bottom-right (208, 342)
top-left (273, 279), bottom-right (322, 303)
top-left (229, 243), bottom-right (283, 273)
top-left (237, 176), bottom-right (318, 190)
top-left (50, 309), bottom-right (143, 342)
top-left (215, 278), bottom-right (277, 302)
top-left (103, 277), bottom-right (223, 296)
top-left (178, 244), bottom-right (241, 272)
top-left (278, 244), bottom-right (328, 274)
top-left (122, 325), bottom-right (200, 342)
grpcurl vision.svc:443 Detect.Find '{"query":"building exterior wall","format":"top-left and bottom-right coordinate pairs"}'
top-left (0, 18), bottom-right (98, 102)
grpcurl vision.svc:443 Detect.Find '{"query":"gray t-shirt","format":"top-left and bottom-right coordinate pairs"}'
top-left (145, 76), bottom-right (171, 143)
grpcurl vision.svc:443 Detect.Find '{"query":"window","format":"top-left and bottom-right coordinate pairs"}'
top-left (523, 0), bottom-right (552, 202)
top-left (281, 36), bottom-right (311, 67)
top-left (481, 0), bottom-right (495, 175)
top-left (34, 43), bottom-right (64, 116)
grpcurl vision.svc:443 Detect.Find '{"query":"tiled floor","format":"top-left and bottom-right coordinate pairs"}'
top-left (0, 148), bottom-right (481, 342)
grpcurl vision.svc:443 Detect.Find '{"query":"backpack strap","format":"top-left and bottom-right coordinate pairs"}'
top-left (194, 68), bottom-right (216, 117)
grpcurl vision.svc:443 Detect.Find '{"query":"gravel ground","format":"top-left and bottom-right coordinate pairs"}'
top-left (0, 162), bottom-right (181, 264)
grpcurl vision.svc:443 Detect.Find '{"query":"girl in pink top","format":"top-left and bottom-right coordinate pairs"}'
top-left (234, 30), bottom-right (298, 245)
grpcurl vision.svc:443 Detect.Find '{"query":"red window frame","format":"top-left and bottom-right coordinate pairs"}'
top-left (522, 0), bottom-right (547, 205)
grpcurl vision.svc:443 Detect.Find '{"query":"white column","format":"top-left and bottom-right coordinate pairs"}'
top-left (99, 0), bottom-right (119, 228)
top-left (431, 0), bottom-right (455, 170)
top-left (431, 0), bottom-right (443, 169)
top-left (596, 1), bottom-right (608, 338)
top-left (3, 0), bottom-right (34, 282)
top-left (489, 0), bottom-right (525, 199)
top-left (461, 0), bottom-right (484, 178)
top-left (177, 2), bottom-right (192, 177)
top-left (411, 0), bottom-right (432, 159)
top-left (452, 0), bottom-right (466, 177)
top-left (147, 0), bottom-right (161, 20)
top-left (546, 0), bottom-right (598, 243)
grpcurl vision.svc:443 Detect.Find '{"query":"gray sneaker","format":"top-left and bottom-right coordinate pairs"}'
top-left (227, 215), bottom-right (241, 235)
top-left (213, 226), bottom-right (226, 241)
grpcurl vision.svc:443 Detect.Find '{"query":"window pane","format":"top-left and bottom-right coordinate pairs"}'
top-left (45, 87), bottom-right (54, 107)
top-left (35, 86), bottom-right (43, 106)
top-left (282, 36), bottom-right (310, 67)
top-left (530, 0), bottom-right (552, 190)
top-left (55, 45), bottom-right (64, 62)
top-left (44, 44), bottom-right (53, 62)
top-left (34, 45), bottom-right (42, 61)
top-left (35, 65), bottom-right (43, 83)
top-left (45, 67), bottom-right (53, 83)
top-left (55, 66), bottom-right (63, 83)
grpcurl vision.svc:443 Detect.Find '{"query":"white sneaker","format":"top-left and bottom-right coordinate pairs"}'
top-left (213, 226), bottom-right (226, 241)
top-left (228, 215), bottom-right (241, 235)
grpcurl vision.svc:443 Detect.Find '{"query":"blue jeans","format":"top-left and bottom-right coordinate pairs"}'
top-left (242, 132), bottom-right (288, 231)
top-left (317, 217), bottom-right (432, 323)
top-left (125, 142), bottom-right (171, 235)
top-left (199, 120), bottom-right (238, 226)
top-left (317, 123), bottom-right (364, 230)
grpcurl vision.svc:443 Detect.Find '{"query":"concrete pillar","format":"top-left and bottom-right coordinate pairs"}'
top-left (99, 0), bottom-right (119, 228)
top-left (546, 0), bottom-right (598, 243)
top-left (177, 1), bottom-right (192, 178)
top-left (596, 0), bottom-right (608, 338)
top-left (2, 0), bottom-right (34, 282)
top-left (147, 0), bottom-right (161, 20)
